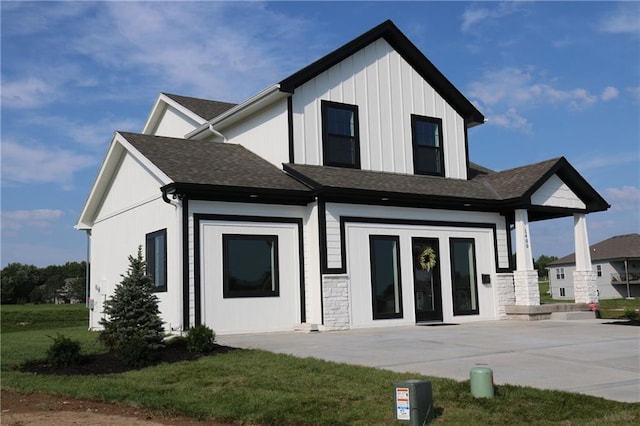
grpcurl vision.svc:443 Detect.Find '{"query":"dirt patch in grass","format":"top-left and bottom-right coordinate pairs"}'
top-left (0, 390), bottom-right (229, 425)
top-left (17, 343), bottom-right (234, 376)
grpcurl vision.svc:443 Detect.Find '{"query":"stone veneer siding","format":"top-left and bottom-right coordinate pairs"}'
top-left (573, 270), bottom-right (598, 303)
top-left (514, 270), bottom-right (540, 306)
top-left (496, 273), bottom-right (515, 318)
top-left (322, 274), bottom-right (351, 331)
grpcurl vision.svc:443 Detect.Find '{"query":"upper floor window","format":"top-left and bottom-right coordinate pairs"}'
top-left (146, 229), bottom-right (167, 292)
top-left (322, 100), bottom-right (360, 168)
top-left (411, 115), bottom-right (444, 176)
top-left (596, 264), bottom-right (602, 277)
top-left (556, 267), bottom-right (565, 280)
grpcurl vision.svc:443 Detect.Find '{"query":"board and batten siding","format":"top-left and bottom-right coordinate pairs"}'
top-left (324, 203), bottom-right (510, 270)
top-left (218, 98), bottom-right (290, 168)
top-left (89, 152), bottom-right (182, 332)
top-left (346, 223), bottom-right (498, 327)
top-left (291, 38), bottom-right (468, 179)
top-left (531, 174), bottom-right (586, 209)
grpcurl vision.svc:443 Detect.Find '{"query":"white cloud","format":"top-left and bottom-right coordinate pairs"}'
top-left (605, 185), bottom-right (640, 202)
top-left (628, 86), bottom-right (640, 102)
top-left (574, 151), bottom-right (640, 171)
top-left (461, 2), bottom-right (525, 33)
top-left (467, 67), bottom-right (616, 130)
top-left (599, 4), bottom-right (640, 34)
top-left (1, 78), bottom-right (58, 108)
top-left (1, 209), bottom-right (65, 232)
top-left (600, 86), bottom-right (619, 102)
top-left (1, 141), bottom-right (96, 190)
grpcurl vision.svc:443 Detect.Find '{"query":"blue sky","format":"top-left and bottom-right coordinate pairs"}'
top-left (1, 1), bottom-right (639, 267)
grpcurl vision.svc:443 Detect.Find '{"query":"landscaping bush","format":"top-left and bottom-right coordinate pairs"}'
top-left (99, 246), bottom-right (165, 366)
top-left (46, 334), bottom-right (81, 367)
top-left (623, 308), bottom-right (639, 321)
top-left (186, 324), bottom-right (216, 353)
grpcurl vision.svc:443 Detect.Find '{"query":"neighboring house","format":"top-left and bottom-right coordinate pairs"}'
top-left (550, 234), bottom-right (640, 300)
top-left (76, 20), bottom-right (608, 335)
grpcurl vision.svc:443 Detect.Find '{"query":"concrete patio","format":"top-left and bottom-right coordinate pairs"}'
top-left (217, 319), bottom-right (640, 403)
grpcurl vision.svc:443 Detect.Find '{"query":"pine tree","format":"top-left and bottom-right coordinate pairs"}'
top-left (99, 246), bottom-right (165, 366)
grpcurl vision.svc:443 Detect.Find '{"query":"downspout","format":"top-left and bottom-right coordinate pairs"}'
top-left (161, 187), bottom-right (184, 332)
top-left (85, 230), bottom-right (91, 310)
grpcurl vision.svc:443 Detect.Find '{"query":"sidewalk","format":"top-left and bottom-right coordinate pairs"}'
top-left (217, 319), bottom-right (640, 403)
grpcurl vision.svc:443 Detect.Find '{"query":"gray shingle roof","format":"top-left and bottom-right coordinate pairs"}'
top-left (284, 163), bottom-right (498, 200)
top-left (551, 233), bottom-right (640, 264)
top-left (163, 93), bottom-right (236, 121)
top-left (119, 132), bottom-right (310, 192)
top-left (478, 158), bottom-right (560, 200)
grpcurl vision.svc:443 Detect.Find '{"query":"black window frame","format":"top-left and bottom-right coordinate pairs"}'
top-left (222, 234), bottom-right (280, 298)
top-left (411, 114), bottom-right (445, 177)
top-left (556, 267), bottom-right (565, 280)
top-left (450, 238), bottom-right (480, 316)
top-left (596, 264), bottom-right (602, 277)
top-left (321, 100), bottom-right (361, 169)
top-left (369, 235), bottom-right (404, 320)
top-left (146, 229), bottom-right (167, 293)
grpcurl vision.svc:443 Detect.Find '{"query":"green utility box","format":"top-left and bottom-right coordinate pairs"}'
top-left (470, 366), bottom-right (494, 398)
top-left (394, 379), bottom-right (434, 425)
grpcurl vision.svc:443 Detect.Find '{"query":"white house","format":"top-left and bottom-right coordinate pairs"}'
top-left (76, 20), bottom-right (609, 335)
top-left (550, 234), bottom-right (640, 300)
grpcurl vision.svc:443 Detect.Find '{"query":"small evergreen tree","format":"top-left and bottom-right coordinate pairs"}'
top-left (99, 246), bottom-right (165, 365)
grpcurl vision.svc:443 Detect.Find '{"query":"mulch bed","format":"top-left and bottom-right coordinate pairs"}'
top-left (18, 343), bottom-right (235, 375)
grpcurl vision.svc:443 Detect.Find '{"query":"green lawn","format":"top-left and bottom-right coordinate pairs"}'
top-left (2, 304), bottom-right (639, 424)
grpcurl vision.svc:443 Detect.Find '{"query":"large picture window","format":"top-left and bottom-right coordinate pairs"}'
top-left (146, 229), bottom-right (167, 292)
top-left (450, 238), bottom-right (479, 315)
top-left (369, 235), bottom-right (403, 319)
top-left (411, 115), bottom-right (444, 176)
top-left (223, 235), bottom-right (279, 298)
top-left (322, 100), bottom-right (361, 168)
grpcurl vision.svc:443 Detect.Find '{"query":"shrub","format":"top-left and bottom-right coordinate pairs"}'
top-left (623, 308), bottom-right (639, 321)
top-left (47, 334), bottom-right (81, 367)
top-left (99, 246), bottom-right (165, 366)
top-left (186, 324), bottom-right (216, 353)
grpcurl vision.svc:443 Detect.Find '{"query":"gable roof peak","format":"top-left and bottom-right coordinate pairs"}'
top-left (279, 19), bottom-right (485, 126)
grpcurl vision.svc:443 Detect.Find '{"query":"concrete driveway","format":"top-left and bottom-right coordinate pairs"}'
top-left (217, 319), bottom-right (640, 403)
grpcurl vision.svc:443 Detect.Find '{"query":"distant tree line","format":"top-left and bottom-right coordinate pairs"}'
top-left (1, 261), bottom-right (87, 304)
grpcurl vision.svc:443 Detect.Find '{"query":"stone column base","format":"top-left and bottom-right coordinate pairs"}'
top-left (496, 273), bottom-right (515, 319)
top-left (574, 270), bottom-right (598, 304)
top-left (514, 270), bottom-right (540, 306)
top-left (322, 274), bottom-right (351, 331)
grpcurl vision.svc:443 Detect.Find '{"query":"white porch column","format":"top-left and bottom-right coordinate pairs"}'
top-left (514, 209), bottom-right (540, 305)
top-left (573, 213), bottom-right (598, 303)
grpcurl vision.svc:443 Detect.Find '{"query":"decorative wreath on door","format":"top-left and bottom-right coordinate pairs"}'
top-left (418, 247), bottom-right (437, 271)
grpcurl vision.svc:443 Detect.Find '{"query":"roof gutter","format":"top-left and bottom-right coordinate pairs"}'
top-left (186, 84), bottom-right (286, 140)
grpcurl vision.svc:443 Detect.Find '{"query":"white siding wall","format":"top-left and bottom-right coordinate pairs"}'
top-left (292, 38), bottom-right (468, 179)
top-left (200, 221), bottom-right (300, 334)
top-left (152, 105), bottom-right (202, 138)
top-left (188, 201), bottom-right (318, 332)
top-left (531, 174), bottom-right (586, 209)
top-left (550, 261), bottom-right (639, 299)
top-left (324, 203), bottom-right (510, 270)
top-left (220, 99), bottom-right (290, 167)
top-left (89, 152), bottom-right (182, 331)
top-left (345, 223), bottom-right (497, 327)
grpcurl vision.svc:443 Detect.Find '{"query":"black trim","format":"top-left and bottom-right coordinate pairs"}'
top-left (162, 182), bottom-right (313, 206)
top-left (464, 119), bottom-right (470, 180)
top-left (316, 199), bottom-right (326, 324)
top-left (321, 100), bottom-right (361, 169)
top-left (192, 214), bottom-right (305, 327)
top-left (182, 198), bottom-right (190, 330)
top-left (411, 114), bottom-right (445, 177)
top-left (369, 235), bottom-right (404, 320)
top-left (287, 96), bottom-right (295, 164)
top-left (450, 237), bottom-right (480, 316)
top-left (279, 20), bottom-right (484, 126)
top-left (222, 234), bottom-right (280, 298)
top-left (321, 215), bottom-right (503, 275)
top-left (145, 229), bottom-right (167, 292)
